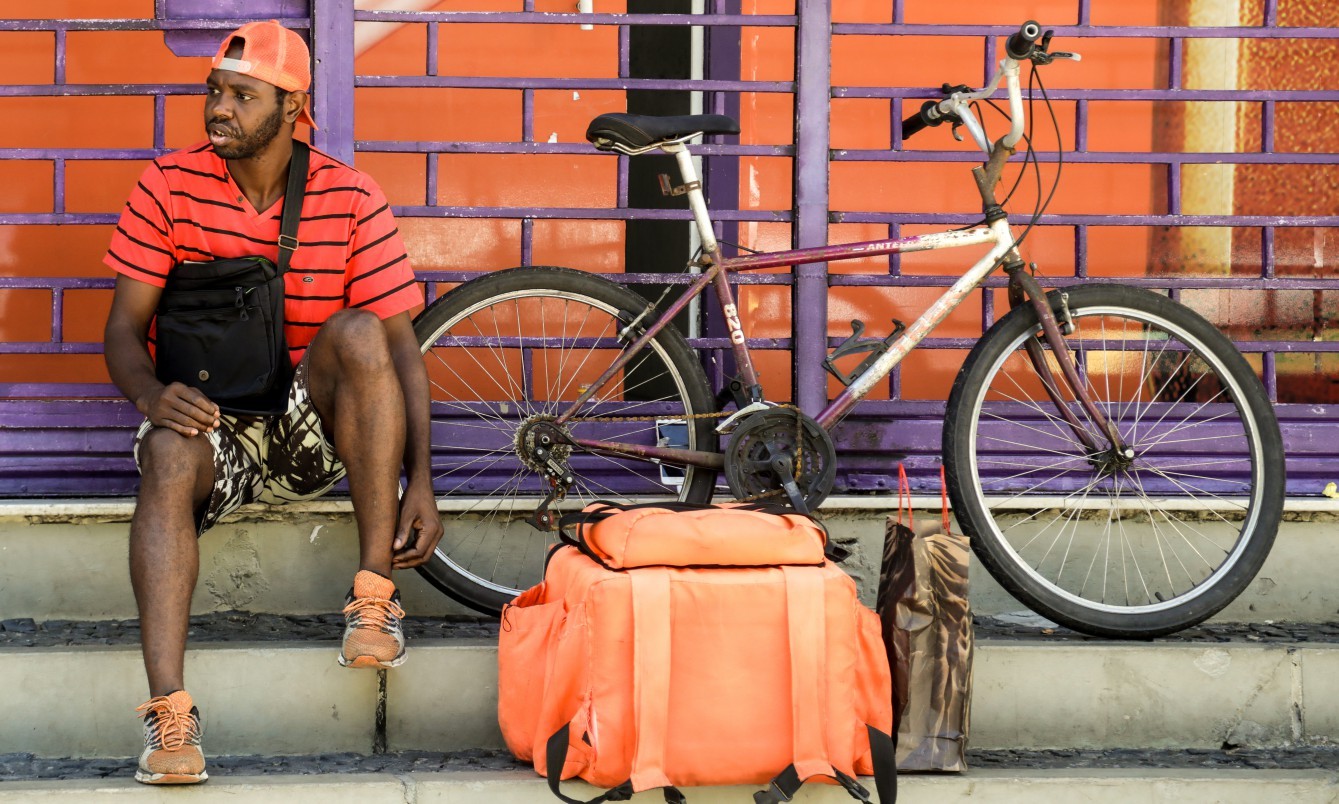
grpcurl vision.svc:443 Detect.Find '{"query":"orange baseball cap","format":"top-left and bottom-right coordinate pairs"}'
top-left (212, 20), bottom-right (318, 130)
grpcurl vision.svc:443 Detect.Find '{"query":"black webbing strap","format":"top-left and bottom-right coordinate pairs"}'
top-left (753, 727), bottom-right (897, 804)
top-left (544, 726), bottom-right (687, 804)
top-left (867, 725), bottom-right (898, 804)
top-left (275, 140), bottom-right (309, 275)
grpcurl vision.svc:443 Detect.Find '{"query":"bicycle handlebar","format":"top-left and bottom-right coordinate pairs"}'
top-left (899, 20), bottom-right (1067, 151)
top-left (1005, 20), bottom-right (1043, 60)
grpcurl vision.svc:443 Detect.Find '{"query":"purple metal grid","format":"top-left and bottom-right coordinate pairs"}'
top-left (2, 2), bottom-right (1338, 498)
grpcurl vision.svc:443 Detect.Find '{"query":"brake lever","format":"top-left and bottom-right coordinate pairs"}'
top-left (1029, 50), bottom-right (1081, 66)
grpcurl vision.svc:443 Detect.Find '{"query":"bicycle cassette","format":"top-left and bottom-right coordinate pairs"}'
top-left (724, 407), bottom-right (836, 512)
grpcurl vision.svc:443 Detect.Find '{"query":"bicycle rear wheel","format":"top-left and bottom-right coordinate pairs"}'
top-left (413, 266), bottom-right (717, 615)
top-left (944, 284), bottom-right (1284, 638)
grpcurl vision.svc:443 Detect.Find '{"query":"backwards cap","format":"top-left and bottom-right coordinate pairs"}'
top-left (211, 20), bottom-right (318, 130)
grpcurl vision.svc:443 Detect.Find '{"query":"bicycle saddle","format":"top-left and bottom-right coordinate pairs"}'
top-left (586, 113), bottom-right (740, 151)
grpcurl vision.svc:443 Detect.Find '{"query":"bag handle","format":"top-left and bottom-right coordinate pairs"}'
top-left (557, 500), bottom-right (846, 564)
top-left (276, 140), bottom-right (310, 275)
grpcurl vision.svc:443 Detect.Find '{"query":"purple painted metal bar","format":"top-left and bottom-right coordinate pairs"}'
top-left (50, 290), bottom-right (63, 344)
top-left (0, 18), bottom-right (310, 31)
top-left (52, 159), bottom-right (64, 214)
top-left (414, 271), bottom-right (790, 286)
top-left (833, 213), bottom-right (1339, 226)
top-left (354, 11), bottom-right (796, 26)
top-left (1169, 36), bottom-right (1183, 89)
top-left (1262, 100), bottom-right (1276, 152)
top-left (425, 151), bottom-right (438, 206)
top-left (1263, 227), bottom-right (1276, 280)
top-left (426, 20), bottom-right (438, 76)
top-left (0, 149), bottom-right (162, 159)
top-left (792, 0), bottom-right (831, 416)
top-left (358, 140), bottom-right (794, 157)
top-left (0, 344), bottom-right (103, 355)
top-left (0, 85), bottom-right (204, 96)
top-left (358, 76), bottom-right (793, 92)
top-left (390, 205), bottom-right (791, 221)
top-left (1168, 161), bottom-right (1181, 215)
top-left (522, 89), bottom-right (534, 144)
top-left (830, 23), bottom-right (1339, 38)
top-left (834, 88), bottom-right (1339, 101)
top-left (54, 28), bottom-right (66, 84)
top-left (312, 0), bottom-right (355, 164)
top-left (831, 150), bottom-right (1339, 164)
top-left (153, 95), bottom-right (166, 150)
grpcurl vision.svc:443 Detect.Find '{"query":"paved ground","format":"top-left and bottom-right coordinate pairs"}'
top-left (2, 612), bottom-right (1337, 648)
top-left (3, 746), bottom-right (1337, 782)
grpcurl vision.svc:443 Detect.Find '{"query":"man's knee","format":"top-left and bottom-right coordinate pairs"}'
top-left (316, 309), bottom-right (394, 376)
top-left (138, 428), bottom-right (212, 487)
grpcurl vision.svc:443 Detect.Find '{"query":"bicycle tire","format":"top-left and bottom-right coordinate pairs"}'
top-left (413, 266), bottom-right (717, 615)
top-left (943, 283), bottom-right (1284, 638)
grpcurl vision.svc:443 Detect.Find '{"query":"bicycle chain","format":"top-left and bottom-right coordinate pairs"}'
top-left (567, 404), bottom-right (804, 503)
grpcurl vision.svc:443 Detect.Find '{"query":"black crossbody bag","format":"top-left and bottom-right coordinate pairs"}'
top-left (154, 141), bottom-right (310, 416)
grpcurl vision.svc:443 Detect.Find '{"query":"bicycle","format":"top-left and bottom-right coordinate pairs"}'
top-left (411, 21), bottom-right (1285, 639)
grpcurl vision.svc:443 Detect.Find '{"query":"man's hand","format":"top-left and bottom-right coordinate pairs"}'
top-left (392, 478), bottom-right (444, 569)
top-left (139, 383), bottom-right (221, 437)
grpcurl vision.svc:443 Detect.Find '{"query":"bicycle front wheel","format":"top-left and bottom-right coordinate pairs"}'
top-left (944, 284), bottom-right (1284, 638)
top-left (413, 266), bottom-right (717, 615)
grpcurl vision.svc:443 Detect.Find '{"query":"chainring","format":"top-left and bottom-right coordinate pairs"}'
top-left (723, 407), bottom-right (837, 510)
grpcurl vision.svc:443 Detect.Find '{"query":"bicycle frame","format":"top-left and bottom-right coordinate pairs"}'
top-left (556, 200), bottom-right (1013, 470)
top-left (557, 52), bottom-right (1123, 470)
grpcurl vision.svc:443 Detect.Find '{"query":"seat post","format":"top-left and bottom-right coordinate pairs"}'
top-left (663, 142), bottom-right (720, 260)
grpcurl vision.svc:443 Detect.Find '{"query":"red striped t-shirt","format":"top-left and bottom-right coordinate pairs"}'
top-left (104, 142), bottom-right (423, 364)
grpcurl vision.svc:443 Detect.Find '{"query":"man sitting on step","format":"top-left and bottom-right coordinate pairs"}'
top-left (101, 20), bottom-right (444, 785)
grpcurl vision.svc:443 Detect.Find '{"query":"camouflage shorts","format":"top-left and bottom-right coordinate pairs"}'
top-left (133, 358), bottom-right (346, 535)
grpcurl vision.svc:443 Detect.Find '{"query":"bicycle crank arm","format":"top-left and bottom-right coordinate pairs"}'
top-left (569, 438), bottom-right (725, 470)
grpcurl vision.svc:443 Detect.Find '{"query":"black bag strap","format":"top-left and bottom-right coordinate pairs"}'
top-left (276, 140), bottom-right (310, 275)
top-left (753, 727), bottom-right (896, 804)
top-left (544, 726), bottom-right (686, 804)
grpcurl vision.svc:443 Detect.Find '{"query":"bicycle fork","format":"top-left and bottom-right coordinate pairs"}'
top-left (1004, 260), bottom-right (1131, 459)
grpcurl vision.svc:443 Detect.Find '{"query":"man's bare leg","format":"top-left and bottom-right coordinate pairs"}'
top-left (130, 428), bottom-right (212, 784)
top-left (305, 309), bottom-right (409, 668)
top-left (305, 308), bottom-right (406, 577)
top-left (130, 428), bottom-right (214, 697)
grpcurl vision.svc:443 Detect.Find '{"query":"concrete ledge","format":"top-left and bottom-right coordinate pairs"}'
top-left (0, 643), bottom-right (377, 758)
top-left (4, 508), bottom-right (1338, 622)
top-left (2, 768), bottom-right (1338, 803)
top-left (4, 640), bottom-right (1337, 758)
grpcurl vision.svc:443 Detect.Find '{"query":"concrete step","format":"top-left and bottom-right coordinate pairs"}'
top-left (3, 630), bottom-right (1337, 758)
top-left (2, 765), bottom-right (1337, 803)
top-left (4, 501), bottom-right (1338, 622)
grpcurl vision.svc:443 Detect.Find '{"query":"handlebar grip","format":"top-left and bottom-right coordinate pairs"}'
top-left (1005, 20), bottom-right (1043, 59)
top-left (901, 112), bottom-right (930, 140)
top-left (900, 101), bottom-right (939, 140)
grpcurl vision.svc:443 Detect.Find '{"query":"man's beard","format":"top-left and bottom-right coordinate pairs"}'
top-left (209, 105), bottom-right (284, 160)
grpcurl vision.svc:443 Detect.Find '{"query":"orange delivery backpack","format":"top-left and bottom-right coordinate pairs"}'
top-left (498, 501), bottom-right (897, 804)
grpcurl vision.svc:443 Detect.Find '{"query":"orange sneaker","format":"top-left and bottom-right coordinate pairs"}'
top-left (339, 570), bottom-right (407, 668)
top-left (134, 690), bottom-right (207, 784)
